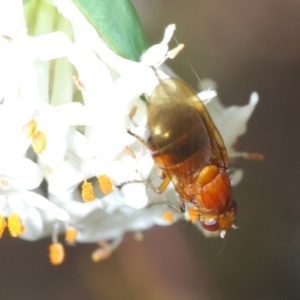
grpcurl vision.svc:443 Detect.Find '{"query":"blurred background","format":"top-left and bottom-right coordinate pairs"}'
top-left (1, 0), bottom-right (300, 299)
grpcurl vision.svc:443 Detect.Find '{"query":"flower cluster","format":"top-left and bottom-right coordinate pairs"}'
top-left (0, 0), bottom-right (258, 264)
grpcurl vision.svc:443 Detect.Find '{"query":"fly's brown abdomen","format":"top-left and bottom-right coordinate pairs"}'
top-left (146, 102), bottom-right (211, 178)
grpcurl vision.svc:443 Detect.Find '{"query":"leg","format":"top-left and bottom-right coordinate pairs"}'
top-left (126, 129), bottom-right (148, 146)
top-left (117, 176), bottom-right (171, 194)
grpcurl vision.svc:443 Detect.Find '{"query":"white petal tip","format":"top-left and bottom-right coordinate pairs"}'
top-left (249, 92), bottom-right (259, 105)
top-left (162, 24), bottom-right (176, 45)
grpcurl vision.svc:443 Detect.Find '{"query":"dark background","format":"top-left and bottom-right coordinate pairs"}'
top-left (2, 1), bottom-right (300, 299)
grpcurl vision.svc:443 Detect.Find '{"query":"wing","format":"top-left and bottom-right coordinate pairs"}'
top-left (147, 78), bottom-right (228, 187)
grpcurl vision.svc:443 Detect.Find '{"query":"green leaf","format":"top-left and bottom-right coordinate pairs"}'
top-left (72, 0), bottom-right (148, 61)
top-left (23, 0), bottom-right (33, 5)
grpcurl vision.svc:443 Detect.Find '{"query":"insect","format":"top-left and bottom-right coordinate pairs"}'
top-left (127, 72), bottom-right (237, 237)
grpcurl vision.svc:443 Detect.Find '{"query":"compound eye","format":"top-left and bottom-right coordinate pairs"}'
top-left (200, 218), bottom-right (220, 232)
top-left (230, 199), bottom-right (238, 216)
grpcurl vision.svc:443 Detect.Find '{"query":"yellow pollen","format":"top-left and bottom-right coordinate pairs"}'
top-left (81, 181), bottom-right (95, 202)
top-left (32, 131), bottom-right (46, 154)
top-left (7, 214), bottom-right (24, 237)
top-left (98, 175), bottom-right (113, 194)
top-left (188, 207), bottom-right (200, 224)
top-left (22, 119), bottom-right (37, 138)
top-left (49, 243), bottom-right (65, 265)
top-left (162, 211), bottom-right (174, 223)
top-left (0, 216), bottom-right (7, 238)
top-left (65, 227), bottom-right (77, 245)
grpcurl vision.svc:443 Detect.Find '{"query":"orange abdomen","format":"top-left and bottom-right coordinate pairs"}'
top-left (196, 165), bottom-right (231, 214)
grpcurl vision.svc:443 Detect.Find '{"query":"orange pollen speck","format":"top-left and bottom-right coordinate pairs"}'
top-left (188, 207), bottom-right (200, 224)
top-left (7, 214), bottom-right (24, 237)
top-left (49, 243), bottom-right (65, 265)
top-left (0, 216), bottom-right (7, 238)
top-left (22, 119), bottom-right (37, 138)
top-left (65, 227), bottom-right (77, 245)
top-left (98, 175), bottom-right (113, 194)
top-left (32, 131), bottom-right (46, 154)
top-left (162, 211), bottom-right (174, 223)
top-left (81, 181), bottom-right (95, 202)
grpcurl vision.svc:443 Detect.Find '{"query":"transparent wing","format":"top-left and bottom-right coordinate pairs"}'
top-left (147, 78), bottom-right (228, 187)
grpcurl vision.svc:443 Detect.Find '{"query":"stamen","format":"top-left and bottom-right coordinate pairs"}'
top-left (91, 241), bottom-right (112, 263)
top-left (22, 119), bottom-right (37, 138)
top-left (123, 145), bottom-right (136, 159)
top-left (7, 214), bottom-right (24, 237)
top-left (32, 131), bottom-right (47, 154)
top-left (73, 76), bottom-right (86, 92)
top-left (188, 207), bottom-right (200, 224)
top-left (65, 227), bottom-right (77, 245)
top-left (0, 179), bottom-right (9, 187)
top-left (81, 181), bottom-right (95, 202)
top-left (98, 175), bottom-right (113, 195)
top-left (167, 44), bottom-right (185, 59)
top-left (0, 216), bottom-right (7, 238)
top-left (133, 231), bottom-right (144, 242)
top-left (128, 105), bottom-right (138, 120)
top-left (162, 211), bottom-right (174, 223)
top-left (49, 243), bottom-right (65, 265)
top-left (1, 35), bottom-right (12, 42)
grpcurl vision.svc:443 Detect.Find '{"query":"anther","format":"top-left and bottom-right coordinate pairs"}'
top-left (0, 216), bottom-right (7, 238)
top-left (98, 175), bottom-right (113, 194)
top-left (162, 211), bottom-right (174, 223)
top-left (124, 145), bottom-right (136, 159)
top-left (22, 119), bottom-right (37, 138)
top-left (49, 243), bottom-right (65, 265)
top-left (81, 181), bottom-right (95, 202)
top-left (32, 131), bottom-right (46, 154)
top-left (128, 105), bottom-right (138, 120)
top-left (65, 227), bottom-right (77, 245)
top-left (7, 214), bottom-right (24, 237)
top-left (91, 241), bottom-right (112, 263)
top-left (73, 76), bottom-right (86, 92)
top-left (1, 35), bottom-right (12, 42)
top-left (167, 44), bottom-right (185, 59)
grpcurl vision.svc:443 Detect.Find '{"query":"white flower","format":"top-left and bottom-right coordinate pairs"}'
top-left (0, 0), bottom-right (259, 264)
